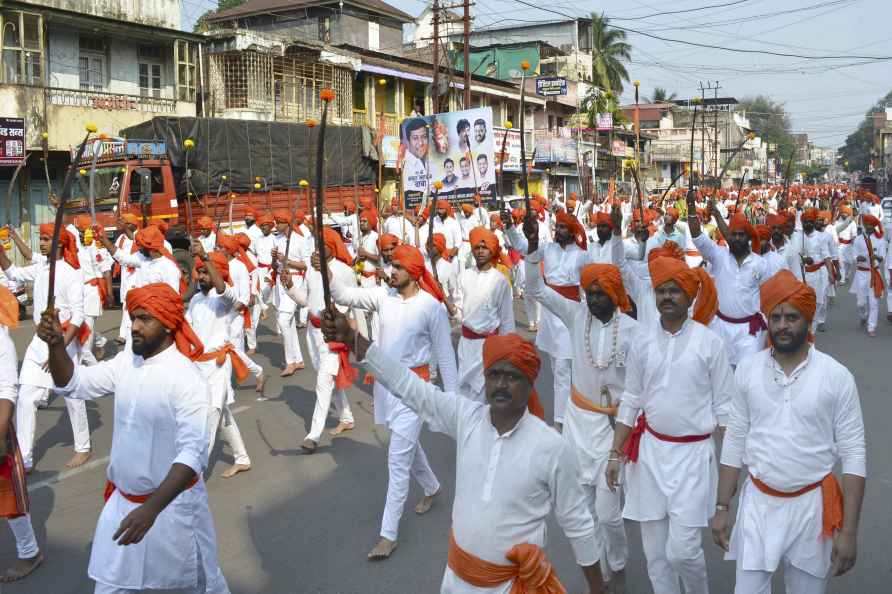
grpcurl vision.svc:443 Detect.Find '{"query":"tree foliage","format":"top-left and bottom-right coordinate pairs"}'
top-left (590, 13), bottom-right (632, 95)
top-left (737, 95), bottom-right (794, 158)
top-left (194, 0), bottom-right (246, 33)
top-left (838, 89), bottom-right (892, 173)
top-left (648, 87), bottom-right (677, 103)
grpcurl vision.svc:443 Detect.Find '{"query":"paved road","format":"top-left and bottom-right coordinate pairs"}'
top-left (0, 288), bottom-right (889, 593)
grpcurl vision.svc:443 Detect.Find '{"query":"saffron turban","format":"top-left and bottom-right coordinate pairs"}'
top-left (244, 206), bottom-right (258, 219)
top-left (256, 212), bottom-right (274, 226)
top-left (647, 240), bottom-right (685, 262)
top-left (511, 208), bottom-right (525, 225)
top-left (436, 199), bottom-right (454, 218)
top-left (194, 250), bottom-right (231, 285)
top-left (766, 213), bottom-right (785, 228)
top-left (392, 244), bottom-right (445, 302)
top-left (489, 213), bottom-right (503, 229)
top-left (566, 197), bottom-right (577, 211)
top-left (234, 232), bottom-right (256, 272)
top-left (665, 207), bottom-right (680, 223)
top-left (579, 263), bottom-right (631, 312)
top-left (648, 256), bottom-right (718, 325)
top-left (120, 213), bottom-right (140, 226)
top-left (482, 333), bottom-right (544, 420)
top-left (460, 203), bottom-right (475, 216)
top-left (39, 224), bottom-right (80, 270)
top-left (377, 233), bottom-right (400, 251)
top-left (755, 224), bottom-right (771, 242)
top-left (760, 269), bottom-right (816, 322)
top-left (235, 233), bottom-right (251, 251)
top-left (156, 219), bottom-right (169, 234)
top-left (322, 227), bottom-right (354, 267)
top-left (594, 211), bottom-right (614, 229)
top-left (728, 213), bottom-right (761, 253)
top-left (360, 208), bottom-right (378, 232)
top-left (817, 210), bottom-right (832, 222)
top-left (431, 233), bottom-right (452, 262)
top-left (215, 233), bottom-right (239, 254)
top-left (839, 204), bottom-right (852, 217)
top-left (196, 216), bottom-right (214, 231)
top-left (469, 227), bottom-right (500, 265)
top-left (801, 208), bottom-right (818, 222)
top-left (126, 282), bottom-right (204, 360)
top-left (343, 200), bottom-right (356, 214)
top-left (273, 209), bottom-right (291, 224)
top-left (862, 214), bottom-right (883, 237)
top-left (135, 226), bottom-right (167, 253)
top-left (0, 285), bottom-right (18, 329)
top-left (554, 210), bottom-right (587, 250)
top-left (74, 215), bottom-right (93, 231)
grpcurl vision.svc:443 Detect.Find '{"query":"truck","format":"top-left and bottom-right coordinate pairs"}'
top-left (64, 116), bottom-right (377, 253)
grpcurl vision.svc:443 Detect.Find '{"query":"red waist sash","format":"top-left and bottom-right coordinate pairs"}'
top-left (623, 414), bottom-right (711, 462)
top-left (461, 325), bottom-right (497, 340)
top-left (104, 476), bottom-right (198, 504)
top-left (715, 310), bottom-right (767, 336)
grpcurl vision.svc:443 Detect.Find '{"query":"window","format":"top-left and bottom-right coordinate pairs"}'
top-left (318, 15), bottom-right (331, 43)
top-left (175, 40), bottom-right (196, 102)
top-left (1, 11), bottom-right (43, 85)
top-left (368, 21), bottom-right (379, 51)
top-left (78, 35), bottom-right (105, 91)
top-left (139, 63), bottom-right (162, 97)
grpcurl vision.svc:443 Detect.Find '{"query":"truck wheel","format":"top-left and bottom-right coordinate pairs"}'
top-left (173, 247), bottom-right (196, 301)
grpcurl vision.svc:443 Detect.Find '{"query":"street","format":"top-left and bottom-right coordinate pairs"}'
top-left (0, 288), bottom-right (888, 594)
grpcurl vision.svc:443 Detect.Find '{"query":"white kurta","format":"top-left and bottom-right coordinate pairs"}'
top-left (330, 280), bottom-right (457, 441)
top-left (801, 230), bottom-right (831, 305)
top-left (55, 345), bottom-right (227, 592)
top-left (362, 343), bottom-right (598, 593)
top-left (618, 319), bottom-right (734, 526)
top-left (113, 251), bottom-right (181, 293)
top-left (79, 245), bottom-right (111, 317)
top-left (271, 231), bottom-right (310, 313)
top-left (849, 233), bottom-right (885, 298)
top-left (187, 285), bottom-right (238, 410)
top-left (115, 234), bottom-right (137, 299)
top-left (722, 348), bottom-right (866, 578)
top-left (453, 267), bottom-right (515, 400)
top-left (693, 233), bottom-right (771, 366)
top-left (198, 233), bottom-right (216, 254)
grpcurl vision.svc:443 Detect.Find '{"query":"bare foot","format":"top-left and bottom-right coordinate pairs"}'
top-left (254, 374), bottom-right (265, 394)
top-left (367, 537), bottom-right (397, 561)
top-left (247, 348), bottom-right (257, 355)
top-left (65, 451), bottom-right (92, 468)
top-left (301, 438), bottom-right (317, 453)
top-left (280, 364), bottom-right (297, 377)
top-left (414, 489), bottom-right (439, 514)
top-left (0, 551), bottom-right (44, 582)
top-left (221, 463), bottom-right (251, 478)
top-left (329, 421), bottom-right (354, 437)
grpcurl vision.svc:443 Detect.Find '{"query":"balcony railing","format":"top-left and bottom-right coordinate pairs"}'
top-left (352, 109), bottom-right (400, 136)
top-left (46, 87), bottom-right (177, 113)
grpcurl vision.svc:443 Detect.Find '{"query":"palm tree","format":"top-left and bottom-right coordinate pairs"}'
top-left (590, 13), bottom-right (632, 95)
top-left (648, 87), bottom-right (678, 103)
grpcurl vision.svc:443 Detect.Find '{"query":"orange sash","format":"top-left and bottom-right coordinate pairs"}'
top-left (539, 262), bottom-right (581, 301)
top-left (570, 385), bottom-right (617, 416)
top-left (863, 234), bottom-right (886, 298)
top-left (194, 343), bottom-right (249, 384)
top-left (85, 277), bottom-right (109, 309)
top-left (104, 476), bottom-right (198, 504)
top-left (447, 530), bottom-right (566, 594)
top-left (749, 473), bottom-right (843, 539)
top-left (61, 320), bottom-right (91, 346)
top-left (804, 261), bottom-right (825, 273)
top-left (0, 425), bottom-right (29, 519)
top-left (307, 314), bottom-right (359, 389)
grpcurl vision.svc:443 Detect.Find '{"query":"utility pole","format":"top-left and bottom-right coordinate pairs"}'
top-left (432, 0), bottom-right (440, 114)
top-left (463, 0), bottom-right (471, 107)
top-left (698, 80), bottom-right (721, 178)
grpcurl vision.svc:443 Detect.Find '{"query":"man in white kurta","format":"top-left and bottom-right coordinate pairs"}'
top-left (40, 283), bottom-right (230, 594)
top-left (271, 211), bottom-right (309, 375)
top-left (114, 215), bottom-right (139, 343)
top-left (73, 217), bottom-right (113, 364)
top-left (247, 215), bottom-right (276, 352)
top-left (0, 229), bottom-right (92, 471)
top-left (690, 209), bottom-right (771, 366)
top-left (453, 228), bottom-right (515, 402)
top-left (100, 226), bottom-right (182, 296)
top-left (330, 244), bottom-right (456, 558)
top-left (526, 244), bottom-right (637, 586)
top-left (607, 256), bottom-right (735, 594)
top-left (283, 236), bottom-right (356, 449)
top-left (714, 270), bottom-right (866, 593)
top-left (187, 251), bottom-right (251, 479)
top-left (799, 211), bottom-right (833, 333)
top-left (849, 216), bottom-right (885, 335)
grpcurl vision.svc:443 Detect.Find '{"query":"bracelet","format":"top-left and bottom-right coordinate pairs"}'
top-left (607, 456), bottom-right (621, 462)
top-left (715, 503), bottom-right (730, 512)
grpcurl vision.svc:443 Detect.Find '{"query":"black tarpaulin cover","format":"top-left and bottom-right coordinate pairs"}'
top-left (119, 117), bottom-right (376, 195)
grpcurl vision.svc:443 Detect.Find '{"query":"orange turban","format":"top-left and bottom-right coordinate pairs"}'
top-left (136, 226), bottom-right (167, 253)
top-left (511, 208), bottom-right (525, 226)
top-left (156, 219), bottom-right (169, 234)
top-left (760, 269), bottom-right (815, 322)
top-left (817, 210), bottom-right (832, 222)
top-left (360, 208), bottom-right (378, 232)
top-left (862, 214), bottom-right (883, 237)
top-left (839, 204), bottom-right (852, 217)
top-left (256, 212), bottom-right (274, 226)
top-left (460, 203), bottom-right (475, 216)
top-left (594, 211), bottom-right (614, 229)
top-left (469, 227), bottom-right (500, 265)
top-left (482, 333), bottom-right (544, 420)
top-left (579, 264), bottom-right (631, 312)
top-left (766, 213), bottom-right (785, 228)
top-left (233, 232), bottom-right (256, 272)
top-left (343, 200), bottom-right (356, 214)
top-left (215, 233), bottom-right (239, 254)
top-left (554, 211), bottom-right (587, 250)
top-left (235, 232), bottom-right (251, 251)
top-left (647, 240), bottom-right (684, 262)
top-left (37, 225), bottom-right (80, 270)
top-left (126, 282), bottom-right (204, 360)
top-left (566, 197), bottom-right (577, 212)
top-left (120, 213), bottom-right (140, 227)
top-left (244, 206), bottom-right (258, 219)
top-left (196, 216), bottom-right (214, 231)
top-left (392, 244), bottom-right (445, 302)
top-left (0, 285), bottom-right (18, 329)
top-left (194, 250), bottom-right (231, 285)
top-left (322, 227), bottom-right (354, 267)
top-left (648, 256), bottom-right (718, 325)
top-left (377, 233), bottom-right (400, 251)
top-left (436, 199), bottom-right (454, 218)
top-left (755, 224), bottom-right (771, 242)
top-left (489, 213), bottom-right (503, 229)
top-left (74, 215), bottom-right (92, 231)
top-left (801, 208), bottom-right (818, 222)
top-left (665, 207), bottom-right (680, 223)
top-left (273, 209), bottom-right (291, 224)
top-left (431, 233), bottom-right (452, 262)
top-left (728, 213), bottom-right (761, 253)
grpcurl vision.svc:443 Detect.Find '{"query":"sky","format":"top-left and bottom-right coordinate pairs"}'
top-left (181, 0), bottom-right (892, 150)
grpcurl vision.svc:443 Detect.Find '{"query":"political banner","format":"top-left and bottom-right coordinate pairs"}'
top-left (400, 107), bottom-right (496, 209)
top-left (492, 127), bottom-right (521, 172)
top-left (0, 117), bottom-right (25, 166)
top-left (596, 113), bottom-right (613, 132)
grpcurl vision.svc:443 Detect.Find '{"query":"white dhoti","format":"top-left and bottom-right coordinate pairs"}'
top-left (16, 337), bottom-right (90, 469)
top-left (708, 316), bottom-right (765, 367)
top-left (305, 326), bottom-right (354, 443)
top-left (804, 267), bottom-right (828, 331)
top-left (726, 479), bottom-right (831, 594)
top-left (850, 269), bottom-right (879, 332)
top-left (536, 305), bottom-right (572, 424)
top-left (456, 336), bottom-right (487, 402)
top-left (89, 480), bottom-right (229, 593)
top-left (198, 357), bottom-right (250, 468)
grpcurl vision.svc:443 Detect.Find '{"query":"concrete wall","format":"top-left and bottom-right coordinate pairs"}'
top-left (23, 0), bottom-right (181, 31)
top-left (461, 21), bottom-right (580, 52)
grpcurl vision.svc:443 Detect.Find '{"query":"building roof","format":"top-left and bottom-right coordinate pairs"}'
top-left (472, 17), bottom-right (591, 35)
top-left (208, 0), bottom-right (414, 23)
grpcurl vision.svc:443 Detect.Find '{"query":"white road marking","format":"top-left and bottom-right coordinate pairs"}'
top-left (27, 406), bottom-right (252, 491)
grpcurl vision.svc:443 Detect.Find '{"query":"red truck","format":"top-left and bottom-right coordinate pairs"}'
top-left (64, 117), bottom-right (377, 281)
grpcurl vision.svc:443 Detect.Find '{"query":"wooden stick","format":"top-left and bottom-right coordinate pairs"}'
top-left (315, 97), bottom-right (333, 309)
